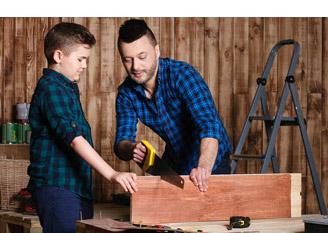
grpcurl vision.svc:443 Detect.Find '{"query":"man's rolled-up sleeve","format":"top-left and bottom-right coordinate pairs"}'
top-left (114, 90), bottom-right (138, 156)
top-left (176, 64), bottom-right (221, 141)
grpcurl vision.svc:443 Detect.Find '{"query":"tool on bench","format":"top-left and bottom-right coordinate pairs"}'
top-left (227, 216), bottom-right (251, 230)
top-left (140, 140), bottom-right (184, 189)
top-left (15, 188), bottom-right (37, 215)
top-left (114, 223), bottom-right (198, 233)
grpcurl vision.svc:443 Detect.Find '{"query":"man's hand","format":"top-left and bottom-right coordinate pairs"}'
top-left (189, 167), bottom-right (211, 192)
top-left (110, 171), bottom-right (138, 193)
top-left (132, 142), bottom-right (147, 164)
top-left (116, 140), bottom-right (147, 163)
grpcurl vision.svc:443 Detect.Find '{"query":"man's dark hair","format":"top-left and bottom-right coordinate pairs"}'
top-left (118, 19), bottom-right (157, 48)
top-left (44, 22), bottom-right (96, 65)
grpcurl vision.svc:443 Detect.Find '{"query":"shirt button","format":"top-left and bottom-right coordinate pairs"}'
top-left (72, 123), bottom-right (76, 128)
top-left (71, 89), bottom-right (74, 92)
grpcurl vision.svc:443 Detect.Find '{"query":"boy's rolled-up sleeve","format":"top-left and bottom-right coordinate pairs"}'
top-left (40, 85), bottom-right (83, 149)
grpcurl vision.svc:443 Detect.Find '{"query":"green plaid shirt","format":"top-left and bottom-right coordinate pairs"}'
top-left (27, 68), bottom-right (94, 200)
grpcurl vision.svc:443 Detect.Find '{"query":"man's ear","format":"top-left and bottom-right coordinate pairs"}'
top-left (155, 44), bottom-right (160, 59)
top-left (53, 49), bottom-right (63, 64)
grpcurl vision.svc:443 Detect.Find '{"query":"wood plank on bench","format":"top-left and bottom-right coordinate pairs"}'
top-left (131, 173), bottom-right (301, 223)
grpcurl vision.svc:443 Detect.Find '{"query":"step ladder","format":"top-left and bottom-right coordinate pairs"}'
top-left (230, 39), bottom-right (327, 215)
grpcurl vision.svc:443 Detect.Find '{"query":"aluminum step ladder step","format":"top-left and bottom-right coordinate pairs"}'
top-left (248, 116), bottom-right (306, 126)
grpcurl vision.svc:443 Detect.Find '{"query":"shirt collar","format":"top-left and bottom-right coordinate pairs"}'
top-left (43, 68), bottom-right (77, 87)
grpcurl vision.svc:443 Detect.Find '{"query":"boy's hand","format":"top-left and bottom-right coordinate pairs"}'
top-left (111, 172), bottom-right (138, 193)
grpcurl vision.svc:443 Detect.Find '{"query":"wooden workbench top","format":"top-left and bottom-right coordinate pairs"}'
top-left (77, 215), bottom-right (320, 233)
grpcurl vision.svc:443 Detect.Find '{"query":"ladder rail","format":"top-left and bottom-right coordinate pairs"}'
top-left (230, 39), bottom-right (327, 215)
top-left (231, 40), bottom-right (299, 172)
top-left (289, 81), bottom-right (327, 215)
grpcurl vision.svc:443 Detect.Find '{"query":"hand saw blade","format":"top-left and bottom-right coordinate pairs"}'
top-left (146, 154), bottom-right (185, 189)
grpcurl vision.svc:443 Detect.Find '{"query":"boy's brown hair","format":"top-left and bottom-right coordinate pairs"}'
top-left (44, 22), bottom-right (96, 65)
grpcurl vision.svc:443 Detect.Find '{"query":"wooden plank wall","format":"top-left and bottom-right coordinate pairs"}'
top-left (0, 17), bottom-right (327, 214)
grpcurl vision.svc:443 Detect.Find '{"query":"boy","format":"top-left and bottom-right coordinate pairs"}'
top-left (27, 22), bottom-right (137, 233)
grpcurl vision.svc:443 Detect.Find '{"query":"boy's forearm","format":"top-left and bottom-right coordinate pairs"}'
top-left (116, 140), bottom-right (136, 161)
top-left (71, 136), bottom-right (116, 180)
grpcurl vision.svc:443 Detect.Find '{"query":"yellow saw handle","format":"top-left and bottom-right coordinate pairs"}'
top-left (141, 140), bottom-right (156, 172)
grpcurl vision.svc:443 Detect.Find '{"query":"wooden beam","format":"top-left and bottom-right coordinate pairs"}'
top-left (131, 173), bottom-right (301, 223)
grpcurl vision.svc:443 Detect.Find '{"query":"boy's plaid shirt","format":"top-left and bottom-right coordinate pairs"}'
top-left (27, 68), bottom-right (94, 200)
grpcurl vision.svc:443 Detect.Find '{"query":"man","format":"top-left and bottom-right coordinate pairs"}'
top-left (114, 19), bottom-right (232, 192)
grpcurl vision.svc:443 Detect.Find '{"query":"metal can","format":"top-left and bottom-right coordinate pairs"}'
top-left (23, 123), bottom-right (31, 143)
top-left (1, 124), bottom-right (6, 144)
top-left (16, 123), bottom-right (23, 144)
top-left (6, 123), bottom-right (16, 144)
top-left (26, 130), bottom-right (32, 144)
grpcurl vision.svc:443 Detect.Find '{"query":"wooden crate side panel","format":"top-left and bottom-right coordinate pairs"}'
top-left (131, 174), bottom-right (300, 223)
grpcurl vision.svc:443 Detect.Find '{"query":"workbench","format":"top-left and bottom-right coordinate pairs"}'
top-left (0, 203), bottom-right (320, 233)
top-left (76, 215), bottom-right (323, 233)
top-left (0, 210), bottom-right (41, 233)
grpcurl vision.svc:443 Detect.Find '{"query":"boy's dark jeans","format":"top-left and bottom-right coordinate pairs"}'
top-left (32, 186), bottom-right (93, 233)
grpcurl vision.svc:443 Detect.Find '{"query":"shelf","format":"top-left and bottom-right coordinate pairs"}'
top-left (0, 144), bottom-right (30, 160)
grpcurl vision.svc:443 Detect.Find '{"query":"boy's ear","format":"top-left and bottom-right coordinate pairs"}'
top-left (53, 49), bottom-right (63, 64)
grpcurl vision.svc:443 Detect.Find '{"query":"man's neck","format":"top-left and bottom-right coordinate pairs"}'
top-left (143, 75), bottom-right (157, 100)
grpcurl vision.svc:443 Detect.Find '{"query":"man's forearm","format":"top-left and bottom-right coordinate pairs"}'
top-left (198, 137), bottom-right (219, 172)
top-left (116, 140), bottom-right (136, 161)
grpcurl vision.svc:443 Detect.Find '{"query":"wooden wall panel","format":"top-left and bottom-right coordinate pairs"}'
top-left (277, 18), bottom-right (294, 173)
top-left (204, 18), bottom-right (219, 109)
top-left (306, 93), bottom-right (322, 214)
top-left (14, 18), bottom-right (26, 104)
top-left (190, 18), bottom-right (204, 77)
top-left (3, 18), bottom-right (15, 122)
top-left (247, 17), bottom-right (263, 174)
top-left (159, 17), bottom-right (174, 59)
top-left (26, 18), bottom-right (37, 102)
top-left (218, 18), bottom-right (233, 139)
top-left (0, 18), bottom-right (3, 121)
top-left (292, 17), bottom-right (308, 212)
top-left (322, 17), bottom-right (328, 217)
top-left (0, 17), bottom-right (327, 213)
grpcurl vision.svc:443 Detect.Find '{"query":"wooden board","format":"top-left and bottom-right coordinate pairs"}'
top-left (131, 173), bottom-right (301, 223)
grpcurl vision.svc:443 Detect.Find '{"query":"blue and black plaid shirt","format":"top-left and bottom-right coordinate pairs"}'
top-left (115, 58), bottom-right (232, 174)
top-left (27, 68), bottom-right (94, 200)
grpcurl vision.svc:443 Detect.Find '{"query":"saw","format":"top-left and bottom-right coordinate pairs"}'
top-left (140, 140), bottom-right (184, 189)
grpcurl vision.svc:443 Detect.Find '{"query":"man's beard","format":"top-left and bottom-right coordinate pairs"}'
top-left (130, 59), bottom-right (158, 85)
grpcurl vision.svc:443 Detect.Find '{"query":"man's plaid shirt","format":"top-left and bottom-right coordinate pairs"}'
top-left (115, 58), bottom-right (232, 174)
